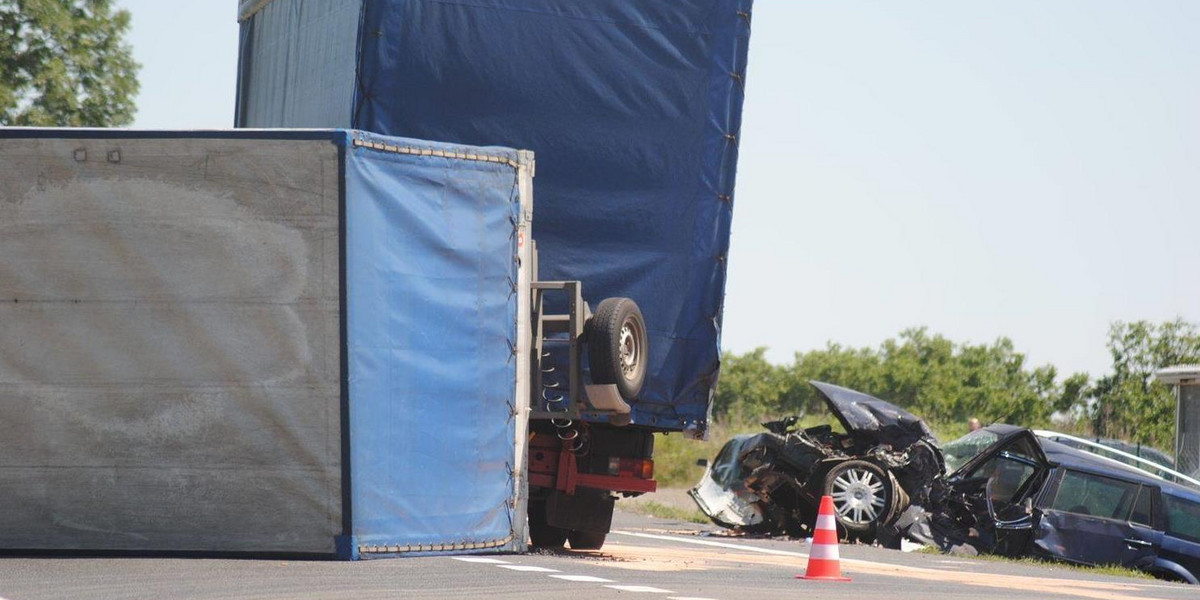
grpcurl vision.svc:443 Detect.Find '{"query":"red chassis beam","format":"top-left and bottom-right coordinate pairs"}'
top-left (528, 435), bottom-right (657, 495)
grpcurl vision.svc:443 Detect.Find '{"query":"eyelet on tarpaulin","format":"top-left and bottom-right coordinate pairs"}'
top-left (357, 533), bottom-right (515, 555)
top-left (699, 4), bottom-right (753, 435)
top-left (350, 137), bottom-right (522, 170)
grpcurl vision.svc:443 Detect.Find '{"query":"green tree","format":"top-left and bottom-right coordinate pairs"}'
top-left (1091, 319), bottom-right (1200, 448)
top-left (712, 321), bottom-right (1200, 451)
top-left (790, 342), bottom-right (883, 413)
top-left (0, 0), bottom-right (139, 126)
top-left (713, 348), bottom-right (790, 421)
top-left (714, 328), bottom-right (1090, 437)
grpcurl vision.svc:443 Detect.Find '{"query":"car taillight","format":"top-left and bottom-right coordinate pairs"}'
top-left (608, 458), bottom-right (654, 479)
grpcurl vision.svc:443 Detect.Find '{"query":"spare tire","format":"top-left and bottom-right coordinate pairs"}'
top-left (587, 297), bottom-right (648, 400)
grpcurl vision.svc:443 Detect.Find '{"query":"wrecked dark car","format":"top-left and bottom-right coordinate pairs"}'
top-left (691, 384), bottom-right (1200, 583)
top-left (689, 381), bottom-right (945, 542)
top-left (896, 424), bottom-right (1200, 584)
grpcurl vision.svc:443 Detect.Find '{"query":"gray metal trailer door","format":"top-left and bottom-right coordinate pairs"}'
top-left (0, 133), bottom-right (342, 553)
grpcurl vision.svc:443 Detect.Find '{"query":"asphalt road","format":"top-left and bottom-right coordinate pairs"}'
top-left (1, 509), bottom-right (1195, 600)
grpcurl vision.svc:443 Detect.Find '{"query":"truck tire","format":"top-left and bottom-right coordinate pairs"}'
top-left (567, 529), bottom-right (607, 550)
top-left (822, 460), bottom-right (892, 542)
top-left (528, 500), bottom-right (567, 549)
top-left (587, 297), bottom-right (648, 400)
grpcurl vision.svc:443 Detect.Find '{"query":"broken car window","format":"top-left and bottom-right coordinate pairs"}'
top-left (1050, 470), bottom-right (1140, 520)
top-left (980, 457), bottom-right (1037, 505)
top-left (965, 436), bottom-right (1043, 505)
top-left (943, 429), bottom-right (1000, 474)
top-left (1164, 493), bottom-right (1200, 544)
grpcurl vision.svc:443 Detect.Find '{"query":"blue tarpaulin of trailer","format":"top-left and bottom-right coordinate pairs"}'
top-left (236, 0), bottom-right (753, 434)
top-left (343, 132), bottom-right (524, 558)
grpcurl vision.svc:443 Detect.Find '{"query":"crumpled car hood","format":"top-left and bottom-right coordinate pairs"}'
top-left (810, 381), bottom-right (937, 448)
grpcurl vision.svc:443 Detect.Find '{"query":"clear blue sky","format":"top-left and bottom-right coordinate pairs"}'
top-left (121, 1), bottom-right (1200, 378)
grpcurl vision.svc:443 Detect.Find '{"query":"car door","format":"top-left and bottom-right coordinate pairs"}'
top-left (948, 430), bottom-right (1052, 553)
top-left (950, 430), bottom-right (1051, 510)
top-left (1032, 469), bottom-right (1159, 568)
top-left (1158, 491), bottom-right (1200, 583)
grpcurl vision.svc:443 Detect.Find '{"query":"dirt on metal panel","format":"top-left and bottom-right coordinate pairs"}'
top-left (0, 136), bottom-right (342, 553)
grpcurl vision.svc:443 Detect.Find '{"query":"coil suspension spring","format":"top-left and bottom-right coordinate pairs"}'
top-left (541, 350), bottom-right (585, 454)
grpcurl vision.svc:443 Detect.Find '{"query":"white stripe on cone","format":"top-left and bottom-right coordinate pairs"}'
top-left (809, 542), bottom-right (840, 560)
top-left (816, 514), bottom-right (837, 531)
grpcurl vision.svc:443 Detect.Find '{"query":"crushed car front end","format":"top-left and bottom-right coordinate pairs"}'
top-left (690, 382), bottom-right (947, 542)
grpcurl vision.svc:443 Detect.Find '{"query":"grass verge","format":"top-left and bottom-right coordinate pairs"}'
top-left (621, 500), bottom-right (710, 524)
top-left (915, 545), bottom-right (1155, 581)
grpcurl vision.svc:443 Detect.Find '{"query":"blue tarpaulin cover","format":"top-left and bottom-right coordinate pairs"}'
top-left (344, 131), bottom-right (525, 558)
top-left (237, 0), bottom-right (754, 433)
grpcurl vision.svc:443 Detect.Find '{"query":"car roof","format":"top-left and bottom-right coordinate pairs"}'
top-left (980, 424), bottom-right (1199, 497)
top-left (981, 423), bottom-right (1026, 437)
top-left (1039, 438), bottom-right (1166, 484)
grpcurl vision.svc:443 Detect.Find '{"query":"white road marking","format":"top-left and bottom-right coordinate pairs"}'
top-left (448, 549), bottom-right (710, 600)
top-left (497, 565), bottom-right (561, 573)
top-left (549, 575), bottom-right (615, 583)
top-left (611, 530), bottom-right (808, 558)
top-left (604, 585), bottom-right (675, 593)
top-left (452, 557), bottom-right (509, 564)
top-left (612, 529), bottom-right (886, 569)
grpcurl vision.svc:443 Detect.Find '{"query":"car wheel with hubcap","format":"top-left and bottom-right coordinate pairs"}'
top-left (822, 459), bottom-right (893, 541)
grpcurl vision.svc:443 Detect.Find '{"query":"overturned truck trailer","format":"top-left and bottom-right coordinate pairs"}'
top-left (0, 128), bottom-right (532, 559)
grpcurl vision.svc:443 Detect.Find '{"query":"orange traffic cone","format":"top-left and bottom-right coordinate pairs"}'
top-left (796, 495), bottom-right (851, 581)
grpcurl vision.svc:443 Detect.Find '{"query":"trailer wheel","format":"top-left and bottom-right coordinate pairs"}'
top-left (528, 500), bottom-right (567, 548)
top-left (822, 460), bottom-right (892, 542)
top-left (567, 529), bottom-right (607, 550)
top-left (587, 297), bottom-right (648, 400)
